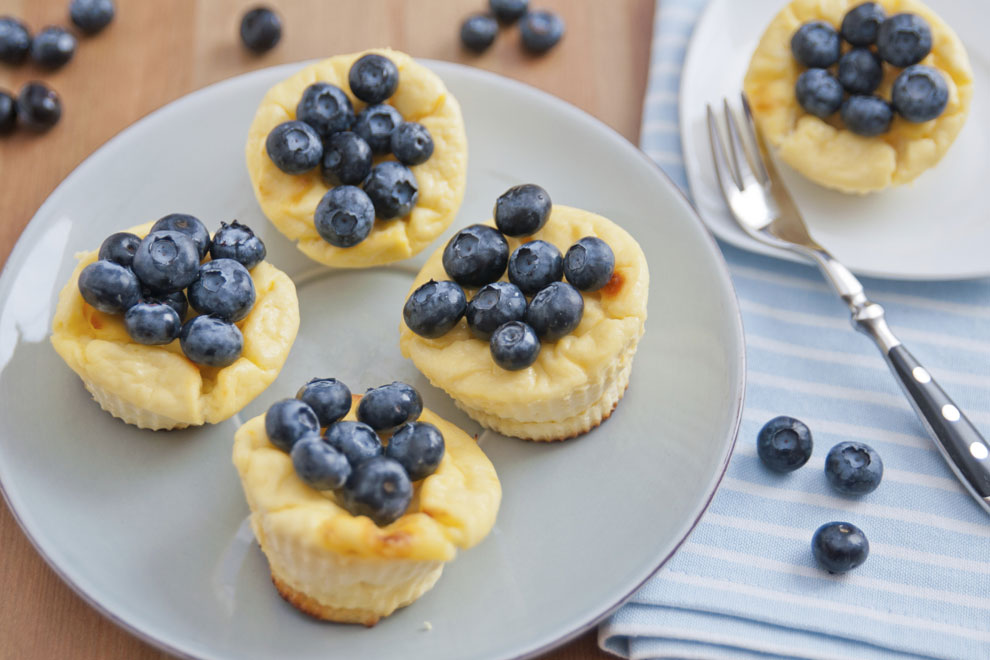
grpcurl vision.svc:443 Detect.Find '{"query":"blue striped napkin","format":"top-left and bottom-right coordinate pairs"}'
top-left (598, 1), bottom-right (990, 658)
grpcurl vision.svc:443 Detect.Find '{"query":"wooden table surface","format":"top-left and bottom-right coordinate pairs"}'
top-left (0, 1), bottom-right (654, 658)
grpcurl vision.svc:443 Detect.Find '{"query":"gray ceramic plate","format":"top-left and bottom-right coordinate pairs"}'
top-left (0, 61), bottom-right (744, 660)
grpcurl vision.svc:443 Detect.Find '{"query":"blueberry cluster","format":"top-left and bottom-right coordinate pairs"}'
top-left (265, 379), bottom-right (445, 527)
top-left (403, 185), bottom-right (616, 371)
top-left (77, 215), bottom-right (267, 367)
top-left (265, 54), bottom-right (434, 249)
top-left (0, 1), bottom-right (115, 134)
top-left (460, 0), bottom-right (564, 54)
top-left (756, 415), bottom-right (882, 573)
top-left (791, 3), bottom-right (949, 136)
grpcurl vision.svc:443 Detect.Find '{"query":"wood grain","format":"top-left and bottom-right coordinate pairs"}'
top-left (0, 1), bottom-right (653, 658)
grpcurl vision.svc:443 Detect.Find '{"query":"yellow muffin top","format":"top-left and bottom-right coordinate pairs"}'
top-left (50, 222), bottom-right (300, 427)
top-left (398, 205), bottom-right (649, 411)
top-left (232, 396), bottom-right (501, 562)
top-left (245, 49), bottom-right (468, 268)
top-left (743, 0), bottom-right (972, 194)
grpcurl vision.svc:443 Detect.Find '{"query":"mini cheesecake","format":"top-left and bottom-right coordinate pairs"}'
top-left (232, 396), bottom-right (501, 625)
top-left (51, 222), bottom-right (300, 430)
top-left (399, 205), bottom-right (649, 442)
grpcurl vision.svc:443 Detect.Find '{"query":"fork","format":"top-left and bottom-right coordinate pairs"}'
top-left (707, 95), bottom-right (990, 516)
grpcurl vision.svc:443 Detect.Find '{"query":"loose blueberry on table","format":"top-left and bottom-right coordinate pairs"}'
top-left (0, 89), bottom-right (16, 134)
top-left (460, 13), bottom-right (498, 53)
top-left (77, 217), bottom-right (267, 367)
top-left (756, 415), bottom-right (813, 473)
top-left (30, 26), bottom-right (76, 69)
top-left (825, 441), bottom-right (883, 495)
top-left (489, 0), bottom-right (529, 24)
top-left (443, 224), bottom-right (509, 288)
top-left (265, 378), bottom-right (445, 527)
top-left (240, 6), bottom-right (282, 54)
top-left (812, 521), bottom-right (869, 573)
top-left (17, 82), bottom-right (61, 131)
top-left (789, 7), bottom-right (949, 135)
top-left (520, 10), bottom-right (565, 53)
top-left (69, 0), bottom-right (116, 35)
top-left (0, 16), bottom-right (31, 65)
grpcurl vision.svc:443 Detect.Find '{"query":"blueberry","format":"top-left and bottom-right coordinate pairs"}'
top-left (209, 220), bottom-right (267, 270)
top-left (841, 2), bottom-right (885, 46)
top-left (78, 260), bottom-right (141, 314)
top-left (320, 131), bottom-right (372, 186)
top-left (123, 302), bottom-right (181, 345)
top-left (442, 224), bottom-right (509, 288)
top-left (150, 213), bottom-right (211, 259)
top-left (336, 456), bottom-right (412, 526)
top-left (466, 281), bottom-right (527, 340)
top-left (178, 315), bottom-right (243, 367)
top-left (812, 521), bottom-right (869, 573)
top-left (460, 13), bottom-right (497, 53)
top-left (145, 289), bottom-right (188, 319)
top-left (0, 16), bottom-right (31, 65)
top-left (490, 321), bottom-right (540, 370)
top-left (265, 399), bottom-right (320, 452)
top-left (756, 416), bottom-right (813, 473)
top-left (325, 420), bottom-right (383, 465)
top-left (240, 6), bottom-right (281, 54)
top-left (892, 65), bottom-right (948, 122)
top-left (314, 185), bottom-right (375, 247)
top-left (17, 82), bottom-right (61, 131)
top-left (877, 13), bottom-right (931, 67)
top-left (794, 69), bottom-right (843, 119)
top-left (98, 232), bottom-right (141, 267)
top-left (403, 279), bottom-right (467, 338)
top-left (386, 421), bottom-right (445, 481)
top-left (790, 21), bottom-right (840, 68)
top-left (357, 382), bottom-right (423, 433)
top-left (490, 0), bottom-right (529, 23)
top-left (348, 54), bottom-right (399, 105)
top-left (352, 103), bottom-right (403, 154)
top-left (840, 95), bottom-right (893, 136)
top-left (564, 237), bottom-right (614, 292)
top-left (494, 184), bottom-right (552, 237)
top-left (525, 281), bottom-right (583, 341)
top-left (391, 122), bottom-right (434, 166)
top-left (69, 0), bottom-right (115, 34)
top-left (296, 83), bottom-right (354, 139)
top-left (837, 49), bottom-right (883, 95)
top-left (507, 240), bottom-right (563, 295)
top-left (291, 436), bottom-right (351, 491)
top-left (520, 10), bottom-right (565, 53)
top-left (265, 120), bottom-right (323, 174)
top-left (825, 441), bottom-right (883, 495)
top-left (297, 377), bottom-right (352, 427)
top-left (187, 259), bottom-right (256, 322)
top-left (131, 230), bottom-right (200, 293)
top-left (0, 90), bottom-right (15, 134)
top-left (30, 26), bottom-right (76, 69)
top-left (363, 161), bottom-right (419, 219)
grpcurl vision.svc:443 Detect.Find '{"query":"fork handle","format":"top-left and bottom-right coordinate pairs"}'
top-left (883, 344), bottom-right (990, 506)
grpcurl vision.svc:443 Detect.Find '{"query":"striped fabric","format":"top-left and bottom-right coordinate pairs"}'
top-left (598, 1), bottom-right (990, 658)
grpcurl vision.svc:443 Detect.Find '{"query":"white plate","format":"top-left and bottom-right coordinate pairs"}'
top-left (681, 0), bottom-right (990, 281)
top-left (0, 61), bottom-right (744, 660)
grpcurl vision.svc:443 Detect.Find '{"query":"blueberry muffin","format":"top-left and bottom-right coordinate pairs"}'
top-left (744, 0), bottom-right (972, 193)
top-left (51, 218), bottom-right (299, 430)
top-left (233, 382), bottom-right (501, 625)
top-left (245, 48), bottom-right (468, 267)
top-left (399, 188), bottom-right (649, 442)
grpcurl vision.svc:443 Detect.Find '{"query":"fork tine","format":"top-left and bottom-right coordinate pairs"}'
top-left (723, 98), bottom-right (761, 189)
top-left (706, 103), bottom-right (742, 201)
top-left (739, 93), bottom-right (770, 185)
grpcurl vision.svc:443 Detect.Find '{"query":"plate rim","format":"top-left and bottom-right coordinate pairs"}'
top-left (0, 57), bottom-right (746, 660)
top-left (679, 0), bottom-right (990, 282)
